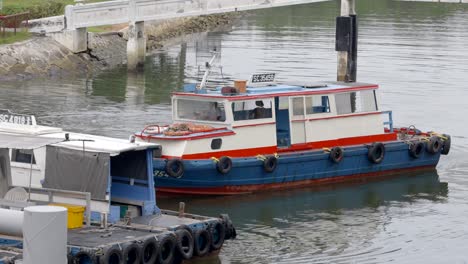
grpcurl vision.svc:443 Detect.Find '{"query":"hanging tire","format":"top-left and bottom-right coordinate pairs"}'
top-left (329, 147), bottom-right (344, 163)
top-left (409, 141), bottom-right (425, 159)
top-left (175, 228), bottom-right (194, 260)
top-left (99, 246), bottom-right (123, 264)
top-left (122, 242), bottom-right (140, 264)
top-left (140, 237), bottom-right (159, 264)
top-left (441, 134), bottom-right (451, 155)
top-left (210, 221), bottom-right (226, 251)
top-left (193, 229), bottom-right (212, 256)
top-left (70, 250), bottom-right (97, 264)
top-left (219, 214), bottom-right (237, 240)
top-left (263, 156), bottom-right (277, 173)
top-left (427, 136), bottom-right (443, 154)
top-left (216, 156), bottom-right (232, 174)
top-left (165, 159), bottom-right (184, 178)
top-left (368, 142), bottom-right (385, 164)
top-left (157, 233), bottom-right (176, 264)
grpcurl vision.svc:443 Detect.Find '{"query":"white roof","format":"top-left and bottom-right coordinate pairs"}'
top-left (0, 122), bottom-right (158, 156)
top-left (0, 133), bottom-right (64, 149)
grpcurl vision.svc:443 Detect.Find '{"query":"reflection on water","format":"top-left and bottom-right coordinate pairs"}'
top-left (1, 0), bottom-right (468, 263)
top-left (160, 171), bottom-right (448, 263)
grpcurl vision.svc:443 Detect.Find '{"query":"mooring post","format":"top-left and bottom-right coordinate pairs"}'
top-left (127, 20), bottom-right (146, 71)
top-left (336, 0), bottom-right (357, 82)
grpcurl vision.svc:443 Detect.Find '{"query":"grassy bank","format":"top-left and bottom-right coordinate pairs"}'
top-left (1, 0), bottom-right (105, 19)
top-left (0, 31), bottom-right (31, 45)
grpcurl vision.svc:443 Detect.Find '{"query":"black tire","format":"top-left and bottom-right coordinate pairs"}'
top-left (427, 136), bottom-right (443, 154)
top-left (210, 221), bottom-right (226, 251)
top-left (71, 250), bottom-right (96, 264)
top-left (165, 159), bottom-right (184, 178)
top-left (216, 156), bottom-right (232, 174)
top-left (219, 214), bottom-right (236, 240)
top-left (122, 242), bottom-right (140, 264)
top-left (100, 247), bottom-right (123, 264)
top-left (441, 134), bottom-right (451, 155)
top-left (409, 141), bottom-right (425, 159)
top-left (157, 233), bottom-right (176, 264)
top-left (175, 228), bottom-right (194, 260)
top-left (368, 142), bottom-right (385, 164)
top-left (140, 237), bottom-right (159, 264)
top-left (193, 229), bottom-right (212, 257)
top-left (263, 156), bottom-right (277, 173)
top-left (329, 147), bottom-right (344, 163)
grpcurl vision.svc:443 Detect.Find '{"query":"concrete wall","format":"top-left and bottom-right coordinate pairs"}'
top-left (26, 16), bottom-right (65, 34)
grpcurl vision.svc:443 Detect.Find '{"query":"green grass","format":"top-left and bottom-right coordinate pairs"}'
top-left (1, 0), bottom-right (107, 19)
top-left (0, 31), bottom-right (31, 44)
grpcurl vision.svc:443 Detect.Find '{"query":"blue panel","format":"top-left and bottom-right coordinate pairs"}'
top-left (108, 205), bottom-right (121, 223)
top-left (153, 141), bottom-right (442, 189)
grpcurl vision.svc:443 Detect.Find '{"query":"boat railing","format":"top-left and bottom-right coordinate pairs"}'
top-left (24, 186), bottom-right (91, 227)
top-left (382, 110), bottom-right (394, 132)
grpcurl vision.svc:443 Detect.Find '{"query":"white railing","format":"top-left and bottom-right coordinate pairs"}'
top-left (65, 0), bottom-right (330, 29)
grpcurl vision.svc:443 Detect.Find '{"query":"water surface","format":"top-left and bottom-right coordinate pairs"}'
top-left (1, 0), bottom-right (468, 263)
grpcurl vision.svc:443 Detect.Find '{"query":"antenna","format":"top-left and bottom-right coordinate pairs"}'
top-left (198, 49), bottom-right (219, 90)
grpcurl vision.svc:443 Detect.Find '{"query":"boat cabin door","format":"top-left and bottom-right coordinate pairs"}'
top-left (275, 97), bottom-right (291, 147)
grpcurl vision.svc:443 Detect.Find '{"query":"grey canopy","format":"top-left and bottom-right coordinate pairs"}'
top-left (42, 146), bottom-right (109, 200)
top-left (0, 148), bottom-right (11, 198)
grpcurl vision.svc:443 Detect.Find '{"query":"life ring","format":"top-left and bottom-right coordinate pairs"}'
top-left (329, 147), bottom-right (344, 163)
top-left (210, 220), bottom-right (226, 251)
top-left (143, 125), bottom-right (164, 135)
top-left (157, 233), bottom-right (176, 264)
top-left (165, 159), bottom-right (184, 178)
top-left (175, 228), bottom-right (194, 260)
top-left (140, 237), bottom-right (159, 264)
top-left (216, 156), bottom-right (232, 174)
top-left (99, 246), bottom-right (123, 264)
top-left (70, 250), bottom-right (96, 264)
top-left (441, 134), bottom-right (451, 155)
top-left (122, 242), bottom-right (140, 264)
top-left (263, 155), bottom-right (277, 173)
top-left (426, 136), bottom-right (442, 154)
top-left (193, 229), bottom-right (212, 257)
top-left (409, 141), bottom-right (425, 158)
top-left (368, 142), bottom-right (385, 164)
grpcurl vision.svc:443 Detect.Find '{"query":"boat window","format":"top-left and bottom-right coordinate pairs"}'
top-left (232, 99), bottom-right (272, 120)
top-left (177, 99), bottom-right (226, 122)
top-left (211, 138), bottom-right (222, 150)
top-left (335, 90), bottom-right (378, 115)
top-left (306, 95), bottom-right (330, 114)
top-left (292, 97), bottom-right (304, 116)
top-left (11, 149), bottom-right (36, 164)
top-left (278, 97), bottom-right (289, 110)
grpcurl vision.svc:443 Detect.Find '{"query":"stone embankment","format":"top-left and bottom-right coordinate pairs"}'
top-left (0, 13), bottom-right (238, 81)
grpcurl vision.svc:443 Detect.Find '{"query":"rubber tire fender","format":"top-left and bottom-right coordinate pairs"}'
top-left (427, 136), bottom-right (443, 154)
top-left (140, 237), bottom-right (159, 264)
top-left (122, 242), bottom-right (140, 264)
top-left (99, 246), bottom-right (123, 264)
top-left (219, 214), bottom-right (237, 240)
top-left (409, 141), bottom-right (425, 159)
top-left (368, 142), bottom-right (385, 164)
top-left (157, 233), bottom-right (176, 264)
top-left (175, 228), bottom-right (194, 260)
top-left (329, 146), bottom-right (344, 163)
top-left (210, 220), bottom-right (226, 251)
top-left (441, 134), bottom-right (451, 155)
top-left (70, 250), bottom-right (97, 264)
top-left (193, 228), bottom-right (212, 257)
top-left (263, 155), bottom-right (277, 173)
top-left (216, 156), bottom-right (232, 174)
top-left (165, 159), bottom-right (184, 178)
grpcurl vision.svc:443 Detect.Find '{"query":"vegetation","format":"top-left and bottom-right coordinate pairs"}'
top-left (1, 0), bottom-right (105, 19)
top-left (0, 31), bottom-right (31, 45)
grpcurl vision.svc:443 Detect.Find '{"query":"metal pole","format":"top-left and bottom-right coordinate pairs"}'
top-left (336, 0), bottom-right (357, 82)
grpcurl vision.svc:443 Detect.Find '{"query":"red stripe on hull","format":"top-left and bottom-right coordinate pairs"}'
top-left (280, 133), bottom-right (398, 153)
top-left (155, 165), bottom-right (435, 195)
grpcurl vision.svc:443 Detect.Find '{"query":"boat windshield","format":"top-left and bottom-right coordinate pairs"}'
top-left (176, 99), bottom-right (226, 122)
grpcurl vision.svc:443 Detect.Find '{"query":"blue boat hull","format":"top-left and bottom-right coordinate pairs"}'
top-left (152, 141), bottom-right (442, 195)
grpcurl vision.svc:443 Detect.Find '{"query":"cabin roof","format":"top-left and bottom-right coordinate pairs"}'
top-left (173, 82), bottom-right (378, 100)
top-left (0, 123), bottom-right (159, 156)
